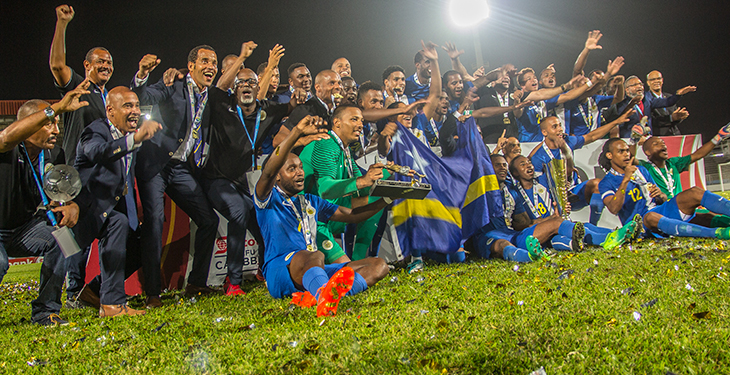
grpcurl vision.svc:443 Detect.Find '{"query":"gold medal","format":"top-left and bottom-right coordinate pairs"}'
top-left (306, 244), bottom-right (316, 252)
top-left (503, 117), bottom-right (511, 124)
top-left (260, 110), bottom-right (267, 121)
top-left (192, 128), bottom-right (199, 139)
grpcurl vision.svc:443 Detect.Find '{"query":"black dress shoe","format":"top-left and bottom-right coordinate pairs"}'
top-left (145, 296), bottom-right (163, 309)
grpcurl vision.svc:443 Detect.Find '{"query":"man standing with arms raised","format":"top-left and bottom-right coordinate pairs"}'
top-left (131, 47), bottom-right (220, 307)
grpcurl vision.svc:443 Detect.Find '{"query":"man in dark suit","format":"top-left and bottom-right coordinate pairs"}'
top-left (646, 70), bottom-right (690, 136)
top-left (131, 45), bottom-right (220, 307)
top-left (73, 87), bottom-right (160, 317)
top-left (605, 75), bottom-right (695, 138)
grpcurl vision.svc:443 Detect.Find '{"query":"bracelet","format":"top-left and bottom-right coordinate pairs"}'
top-left (560, 84), bottom-right (567, 93)
top-left (383, 197), bottom-right (393, 204)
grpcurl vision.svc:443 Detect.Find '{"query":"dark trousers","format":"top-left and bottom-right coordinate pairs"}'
top-left (202, 178), bottom-right (263, 285)
top-left (138, 162), bottom-right (218, 296)
top-left (65, 245), bottom-right (90, 299)
top-left (75, 209), bottom-right (130, 305)
top-left (0, 215), bottom-right (65, 321)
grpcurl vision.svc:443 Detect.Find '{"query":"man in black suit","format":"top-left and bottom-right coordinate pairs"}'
top-left (131, 46), bottom-right (220, 307)
top-left (646, 70), bottom-right (690, 136)
top-left (474, 69), bottom-right (518, 143)
top-left (73, 87), bottom-right (161, 317)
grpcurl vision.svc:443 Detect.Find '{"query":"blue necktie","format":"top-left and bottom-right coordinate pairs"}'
top-left (125, 170), bottom-right (138, 231)
top-left (192, 92), bottom-right (205, 167)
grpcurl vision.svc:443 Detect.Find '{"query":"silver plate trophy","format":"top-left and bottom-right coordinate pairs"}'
top-left (44, 164), bottom-right (83, 258)
top-left (370, 163), bottom-right (432, 200)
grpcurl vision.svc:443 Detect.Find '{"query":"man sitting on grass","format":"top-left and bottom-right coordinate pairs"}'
top-left (254, 115), bottom-right (389, 316)
top-left (598, 138), bottom-right (730, 239)
top-left (509, 155), bottom-right (641, 251)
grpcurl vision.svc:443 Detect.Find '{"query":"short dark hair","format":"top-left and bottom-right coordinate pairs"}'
top-left (357, 81), bottom-right (383, 104)
top-left (188, 45), bottom-right (215, 63)
top-left (17, 99), bottom-right (51, 121)
top-left (287, 63), bottom-right (307, 78)
top-left (382, 65), bottom-right (405, 82)
top-left (490, 153), bottom-right (506, 164)
top-left (414, 51), bottom-right (425, 65)
top-left (341, 76), bottom-right (355, 84)
top-left (509, 155), bottom-right (527, 175)
top-left (332, 103), bottom-right (360, 121)
top-left (85, 47), bottom-right (110, 63)
top-left (256, 62), bottom-right (268, 76)
top-left (442, 70), bottom-right (461, 86)
top-left (517, 68), bottom-right (535, 87)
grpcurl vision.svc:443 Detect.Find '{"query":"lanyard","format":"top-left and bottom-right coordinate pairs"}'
top-left (542, 142), bottom-right (558, 161)
top-left (578, 97), bottom-right (596, 131)
top-left (633, 103), bottom-right (644, 117)
top-left (107, 119), bottom-right (131, 177)
top-left (276, 185), bottom-right (316, 251)
top-left (236, 105), bottom-right (261, 168)
top-left (20, 143), bottom-right (58, 226)
top-left (497, 92), bottom-right (509, 118)
top-left (429, 118), bottom-right (440, 139)
top-left (516, 182), bottom-right (542, 219)
top-left (186, 78), bottom-right (208, 140)
top-left (650, 162), bottom-right (675, 198)
top-left (330, 131), bottom-right (354, 178)
top-left (501, 185), bottom-right (514, 229)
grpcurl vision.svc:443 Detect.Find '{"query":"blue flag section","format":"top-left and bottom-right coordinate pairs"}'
top-left (389, 118), bottom-right (501, 257)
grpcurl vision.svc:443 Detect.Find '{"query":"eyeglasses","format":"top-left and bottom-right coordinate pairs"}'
top-left (234, 78), bottom-right (258, 87)
top-left (626, 82), bottom-right (644, 88)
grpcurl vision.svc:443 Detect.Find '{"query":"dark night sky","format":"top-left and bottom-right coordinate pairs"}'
top-left (1, 0), bottom-right (728, 141)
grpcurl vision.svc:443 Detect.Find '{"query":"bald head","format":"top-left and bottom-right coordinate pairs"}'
top-left (17, 99), bottom-right (51, 121)
top-left (18, 99), bottom-right (59, 151)
top-left (314, 70), bottom-right (342, 103)
top-left (106, 86), bottom-right (141, 134)
top-left (315, 70), bottom-right (338, 86)
top-left (646, 70), bottom-right (663, 94)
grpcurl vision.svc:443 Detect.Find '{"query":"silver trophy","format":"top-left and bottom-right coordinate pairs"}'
top-left (43, 164), bottom-right (83, 258)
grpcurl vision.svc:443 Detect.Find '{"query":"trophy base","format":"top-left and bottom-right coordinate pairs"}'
top-left (370, 179), bottom-right (431, 200)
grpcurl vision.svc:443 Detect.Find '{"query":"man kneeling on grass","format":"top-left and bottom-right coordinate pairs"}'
top-left (254, 115), bottom-right (389, 316)
top-left (598, 138), bottom-right (730, 239)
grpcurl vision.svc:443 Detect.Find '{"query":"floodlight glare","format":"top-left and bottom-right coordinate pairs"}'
top-left (449, 0), bottom-right (489, 28)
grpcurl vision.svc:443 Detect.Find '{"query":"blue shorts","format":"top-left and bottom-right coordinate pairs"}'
top-left (643, 196), bottom-right (695, 238)
top-left (264, 251), bottom-right (348, 299)
top-left (513, 225), bottom-right (537, 249)
top-left (570, 181), bottom-right (589, 211)
top-left (474, 228), bottom-right (517, 259)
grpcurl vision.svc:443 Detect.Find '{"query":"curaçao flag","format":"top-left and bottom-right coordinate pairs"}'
top-left (389, 117), bottom-right (501, 256)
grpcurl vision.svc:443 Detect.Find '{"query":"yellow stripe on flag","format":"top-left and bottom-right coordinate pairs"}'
top-left (392, 198), bottom-right (462, 228)
top-left (463, 174), bottom-right (499, 207)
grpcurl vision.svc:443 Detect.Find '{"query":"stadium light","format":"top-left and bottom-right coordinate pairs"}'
top-left (449, 0), bottom-right (490, 28)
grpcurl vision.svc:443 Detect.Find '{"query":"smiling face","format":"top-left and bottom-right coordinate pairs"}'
top-left (491, 155), bottom-right (509, 183)
top-left (647, 70), bottom-right (663, 93)
top-left (540, 116), bottom-right (564, 143)
top-left (332, 58), bottom-right (351, 78)
top-left (107, 88), bottom-right (141, 134)
top-left (188, 48), bottom-right (218, 89)
top-left (359, 89), bottom-right (384, 110)
top-left (504, 137), bottom-right (521, 160)
top-left (511, 155), bottom-right (534, 182)
top-left (314, 71), bottom-right (342, 104)
top-left (277, 153), bottom-right (306, 195)
top-left (332, 106), bottom-right (364, 145)
top-left (290, 66), bottom-right (312, 92)
top-left (84, 49), bottom-right (114, 86)
top-left (444, 73), bottom-right (464, 101)
top-left (341, 78), bottom-right (358, 104)
top-left (235, 69), bottom-right (259, 106)
top-left (643, 136), bottom-right (668, 162)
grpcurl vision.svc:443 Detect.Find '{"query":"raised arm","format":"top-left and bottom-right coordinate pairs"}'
top-left (79, 120), bottom-right (161, 164)
top-left (49, 5), bottom-right (75, 87)
top-left (0, 81), bottom-right (90, 152)
top-left (603, 160), bottom-right (635, 215)
top-left (573, 30), bottom-right (602, 77)
top-left (421, 41), bottom-right (442, 120)
top-left (257, 44), bottom-right (284, 100)
top-left (473, 100), bottom-right (533, 119)
top-left (583, 109), bottom-right (635, 144)
top-left (255, 116), bottom-right (327, 201)
top-left (442, 42), bottom-right (472, 81)
top-left (524, 75), bottom-right (583, 103)
top-left (217, 41), bottom-right (257, 90)
top-left (361, 99), bottom-right (426, 122)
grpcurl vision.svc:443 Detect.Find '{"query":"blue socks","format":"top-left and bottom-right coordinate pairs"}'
top-left (550, 235), bottom-right (572, 251)
top-left (590, 193), bottom-right (604, 225)
top-left (558, 220), bottom-right (575, 238)
top-left (302, 267), bottom-right (329, 295)
top-left (584, 223), bottom-right (611, 245)
top-left (657, 216), bottom-right (716, 238)
top-left (701, 191), bottom-right (730, 216)
top-left (347, 273), bottom-right (368, 296)
top-left (502, 245), bottom-right (532, 262)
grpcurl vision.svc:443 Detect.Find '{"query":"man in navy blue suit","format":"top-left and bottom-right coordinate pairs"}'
top-left (605, 75), bottom-right (696, 138)
top-left (131, 46), bottom-right (221, 307)
top-left (73, 87), bottom-right (161, 317)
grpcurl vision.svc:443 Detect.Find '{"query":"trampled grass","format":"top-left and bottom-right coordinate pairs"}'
top-left (1, 237), bottom-right (729, 374)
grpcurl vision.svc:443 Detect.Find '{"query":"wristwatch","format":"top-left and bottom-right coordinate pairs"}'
top-left (43, 106), bottom-right (56, 121)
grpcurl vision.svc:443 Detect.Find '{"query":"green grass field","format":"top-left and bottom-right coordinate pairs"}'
top-left (1, 237), bottom-right (729, 374)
